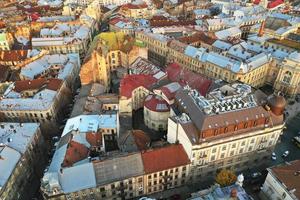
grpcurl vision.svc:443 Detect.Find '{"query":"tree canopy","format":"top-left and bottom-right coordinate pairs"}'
top-left (215, 169), bottom-right (237, 187)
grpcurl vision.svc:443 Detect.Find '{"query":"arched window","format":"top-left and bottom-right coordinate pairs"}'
top-left (283, 71), bottom-right (292, 84)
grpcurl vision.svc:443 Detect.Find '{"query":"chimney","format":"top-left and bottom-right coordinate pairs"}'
top-left (258, 20), bottom-right (265, 37)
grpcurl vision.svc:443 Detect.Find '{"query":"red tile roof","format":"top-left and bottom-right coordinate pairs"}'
top-left (0, 50), bottom-right (28, 62)
top-left (47, 79), bottom-right (63, 91)
top-left (14, 78), bottom-right (63, 93)
top-left (150, 19), bottom-right (195, 27)
top-left (109, 17), bottom-right (129, 25)
top-left (268, 0), bottom-right (284, 8)
top-left (119, 74), bottom-right (157, 98)
top-left (141, 145), bottom-right (190, 174)
top-left (178, 32), bottom-right (216, 45)
top-left (271, 160), bottom-right (300, 198)
top-left (144, 94), bottom-right (170, 112)
top-left (166, 63), bottom-right (212, 96)
top-left (86, 131), bottom-right (102, 147)
top-left (132, 130), bottom-right (151, 151)
top-left (62, 141), bottom-right (89, 167)
top-left (121, 3), bottom-right (148, 9)
top-left (157, 82), bottom-right (181, 101)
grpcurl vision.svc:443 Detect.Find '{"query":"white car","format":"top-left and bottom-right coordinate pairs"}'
top-left (272, 152), bottom-right (277, 160)
top-left (282, 151), bottom-right (289, 157)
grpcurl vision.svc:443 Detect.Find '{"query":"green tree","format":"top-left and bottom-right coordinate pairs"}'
top-left (215, 169), bottom-right (237, 187)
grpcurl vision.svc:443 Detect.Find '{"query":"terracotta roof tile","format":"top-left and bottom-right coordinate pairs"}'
top-left (178, 32), bottom-right (216, 45)
top-left (14, 78), bottom-right (63, 93)
top-left (121, 3), bottom-right (147, 9)
top-left (119, 74), bottom-right (157, 98)
top-left (141, 144), bottom-right (190, 174)
top-left (62, 141), bottom-right (89, 167)
top-left (166, 63), bottom-right (212, 96)
top-left (144, 94), bottom-right (170, 112)
top-left (86, 131), bottom-right (102, 147)
top-left (0, 50), bottom-right (28, 62)
top-left (132, 130), bottom-right (151, 151)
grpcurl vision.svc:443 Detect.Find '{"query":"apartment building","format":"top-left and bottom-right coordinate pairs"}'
top-left (0, 122), bottom-right (46, 200)
top-left (119, 60), bottom-right (212, 114)
top-left (0, 49), bottom-right (47, 68)
top-left (261, 160), bottom-right (300, 200)
top-left (137, 30), bottom-right (300, 98)
top-left (31, 18), bottom-right (94, 59)
top-left (135, 31), bottom-right (170, 67)
top-left (119, 2), bottom-right (151, 19)
top-left (0, 79), bottom-right (71, 137)
top-left (41, 141), bottom-right (190, 200)
top-left (167, 83), bottom-right (285, 181)
top-left (0, 53), bottom-right (81, 136)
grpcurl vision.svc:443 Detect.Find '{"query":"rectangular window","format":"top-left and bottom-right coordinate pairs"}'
top-left (212, 148), bottom-right (217, 153)
top-left (211, 155), bottom-right (215, 161)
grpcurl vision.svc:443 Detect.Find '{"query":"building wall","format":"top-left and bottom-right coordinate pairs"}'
top-left (261, 172), bottom-right (295, 200)
top-left (143, 165), bottom-right (189, 195)
top-left (0, 126), bottom-right (47, 200)
top-left (274, 58), bottom-right (300, 98)
top-left (168, 119), bottom-right (284, 181)
top-left (144, 107), bottom-right (169, 131)
top-left (43, 165), bottom-right (190, 200)
top-left (119, 97), bottom-right (132, 113)
top-left (0, 82), bottom-right (72, 138)
top-left (137, 31), bottom-right (300, 99)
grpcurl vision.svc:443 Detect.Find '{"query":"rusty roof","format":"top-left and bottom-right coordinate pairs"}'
top-left (270, 160), bottom-right (300, 199)
top-left (14, 78), bottom-right (63, 93)
top-left (0, 50), bottom-right (28, 62)
top-left (141, 144), bottom-right (190, 174)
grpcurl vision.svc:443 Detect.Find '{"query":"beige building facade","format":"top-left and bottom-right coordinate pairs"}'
top-left (167, 84), bottom-right (286, 181)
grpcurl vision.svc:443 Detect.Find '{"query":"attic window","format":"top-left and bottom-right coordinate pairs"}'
top-left (265, 118), bottom-right (269, 124)
top-left (214, 129), bottom-right (218, 135)
top-left (234, 125), bottom-right (238, 131)
top-left (254, 120), bottom-right (258, 126)
top-left (224, 127), bottom-right (228, 133)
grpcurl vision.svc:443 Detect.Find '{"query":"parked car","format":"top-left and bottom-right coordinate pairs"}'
top-left (251, 172), bottom-right (262, 179)
top-left (272, 152), bottom-right (277, 160)
top-left (282, 150), bottom-right (289, 157)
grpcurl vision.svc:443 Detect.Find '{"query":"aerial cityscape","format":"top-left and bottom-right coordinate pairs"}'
top-left (0, 0), bottom-right (300, 199)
